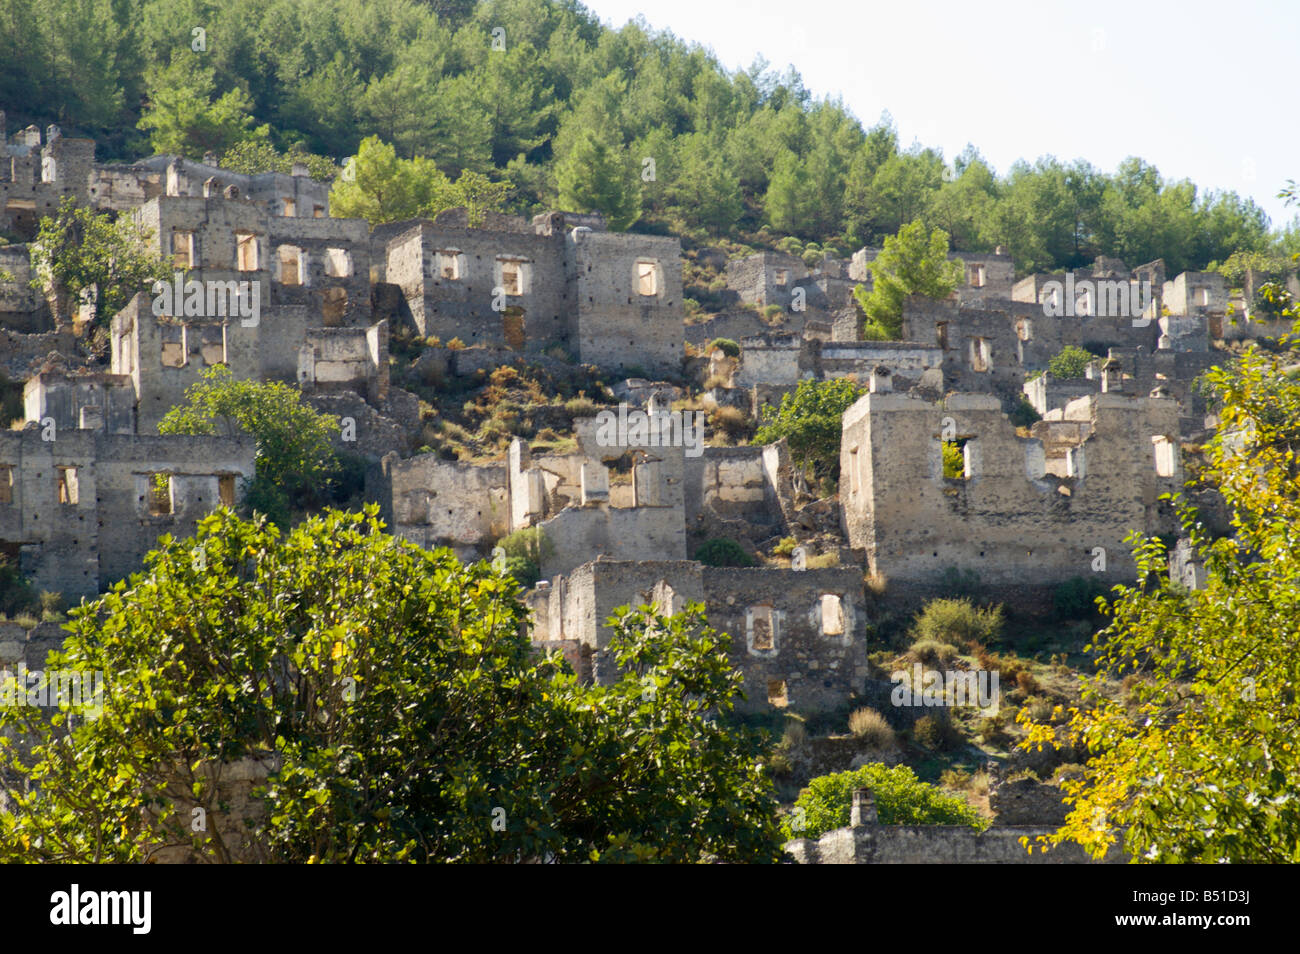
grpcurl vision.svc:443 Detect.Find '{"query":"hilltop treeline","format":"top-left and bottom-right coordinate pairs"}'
top-left (1, 0), bottom-right (1293, 274)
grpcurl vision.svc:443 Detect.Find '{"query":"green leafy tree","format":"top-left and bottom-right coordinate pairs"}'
top-left (138, 54), bottom-right (269, 159)
top-left (1047, 345), bottom-right (1093, 379)
top-left (328, 136), bottom-right (452, 225)
top-left (753, 377), bottom-right (865, 481)
top-left (157, 366), bottom-right (341, 519)
top-left (853, 222), bottom-right (963, 339)
top-left (450, 169), bottom-right (513, 227)
top-left (219, 140), bottom-right (337, 181)
top-left (555, 129), bottom-right (641, 230)
top-left (1020, 316), bottom-right (1300, 862)
top-left (0, 507), bottom-right (782, 863)
top-left (783, 764), bottom-right (985, 840)
top-left (30, 197), bottom-right (170, 327)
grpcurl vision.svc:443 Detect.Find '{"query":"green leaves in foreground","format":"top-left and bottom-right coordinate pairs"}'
top-left (0, 506), bottom-right (781, 863)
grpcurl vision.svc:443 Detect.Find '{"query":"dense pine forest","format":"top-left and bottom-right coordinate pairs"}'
top-left (0, 0), bottom-right (1294, 275)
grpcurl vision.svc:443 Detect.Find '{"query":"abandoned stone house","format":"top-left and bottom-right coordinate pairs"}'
top-left (839, 386), bottom-right (1183, 588)
top-left (382, 208), bottom-right (685, 375)
top-left (525, 557), bottom-right (868, 714)
top-left (0, 422), bottom-right (254, 598)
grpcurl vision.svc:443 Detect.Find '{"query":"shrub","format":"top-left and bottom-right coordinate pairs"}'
top-left (1052, 576), bottom-right (1108, 619)
top-left (1047, 345), bottom-right (1092, 379)
top-left (0, 555), bottom-right (36, 617)
top-left (496, 527), bottom-right (554, 568)
top-left (446, 337), bottom-right (466, 350)
top-left (1008, 397), bottom-right (1041, 428)
top-left (782, 763), bottom-right (985, 839)
top-left (912, 598), bottom-right (1004, 650)
top-left (707, 337), bottom-right (740, 358)
top-left (942, 440), bottom-right (964, 479)
top-left (564, 396), bottom-right (597, 419)
top-left (848, 708), bottom-right (895, 748)
top-left (694, 537), bottom-right (756, 567)
top-left (710, 405), bottom-right (751, 442)
top-left (909, 638), bottom-right (960, 667)
top-left (501, 555), bottom-right (540, 590)
top-left (977, 716), bottom-right (1011, 746)
top-left (913, 713), bottom-right (963, 750)
top-left (772, 537), bottom-right (798, 557)
top-left (762, 304), bottom-right (784, 321)
top-left (38, 591), bottom-right (64, 616)
top-left (1016, 670), bottom-right (1041, 695)
top-left (940, 767), bottom-right (972, 790)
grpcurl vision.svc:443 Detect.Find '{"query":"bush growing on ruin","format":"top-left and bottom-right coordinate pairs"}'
top-left (782, 763), bottom-right (984, 840)
top-left (706, 338), bottom-right (741, 358)
top-left (772, 537), bottom-right (798, 557)
top-left (709, 405), bottom-right (752, 443)
top-left (157, 366), bottom-right (342, 521)
top-left (1046, 345), bottom-right (1093, 379)
top-left (0, 554), bottom-right (37, 617)
top-left (848, 708), bottom-right (895, 748)
top-left (753, 377), bottom-right (865, 482)
top-left (496, 527), bottom-right (554, 571)
top-left (219, 140), bottom-right (336, 181)
top-left (912, 598), bottom-right (1004, 650)
top-left (1008, 396), bottom-right (1041, 429)
top-left (694, 537), bottom-right (757, 568)
top-left (941, 440), bottom-right (964, 479)
top-left (0, 507), bottom-right (784, 863)
top-left (1020, 316), bottom-right (1300, 862)
top-left (30, 197), bottom-right (171, 328)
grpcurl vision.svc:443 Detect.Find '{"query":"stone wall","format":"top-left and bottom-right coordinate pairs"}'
top-left (840, 391), bottom-right (1183, 585)
top-left (567, 228), bottom-right (684, 376)
top-left (383, 453), bottom-right (508, 553)
top-left (530, 559), bottom-right (868, 714)
top-left (0, 425), bottom-right (254, 597)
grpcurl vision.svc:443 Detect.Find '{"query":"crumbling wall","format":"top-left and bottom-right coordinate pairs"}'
top-left (840, 391), bottom-right (1182, 585)
top-left (567, 229), bottom-right (684, 376)
top-left (700, 566), bottom-right (868, 714)
top-left (383, 453), bottom-right (507, 552)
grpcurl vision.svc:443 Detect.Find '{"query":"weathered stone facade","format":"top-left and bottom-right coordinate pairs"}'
top-left (0, 423), bottom-right (254, 597)
top-left (839, 390), bottom-right (1182, 585)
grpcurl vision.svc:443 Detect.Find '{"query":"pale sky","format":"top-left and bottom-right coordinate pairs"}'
top-left (580, 0), bottom-right (1299, 231)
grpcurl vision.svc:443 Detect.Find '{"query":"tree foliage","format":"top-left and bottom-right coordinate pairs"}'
top-left (0, 0), bottom-right (1285, 274)
top-left (783, 763), bottom-right (985, 840)
top-left (853, 222), bottom-right (963, 339)
top-left (0, 507), bottom-right (783, 863)
top-left (1020, 308), bottom-right (1300, 862)
top-left (753, 377), bottom-right (864, 481)
top-left (328, 136), bottom-right (511, 226)
top-left (1047, 344), bottom-right (1094, 379)
top-left (29, 197), bottom-right (170, 327)
top-left (157, 366), bottom-right (341, 519)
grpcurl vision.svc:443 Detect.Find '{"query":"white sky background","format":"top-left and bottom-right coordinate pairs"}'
top-left (579, 0), bottom-right (1299, 230)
